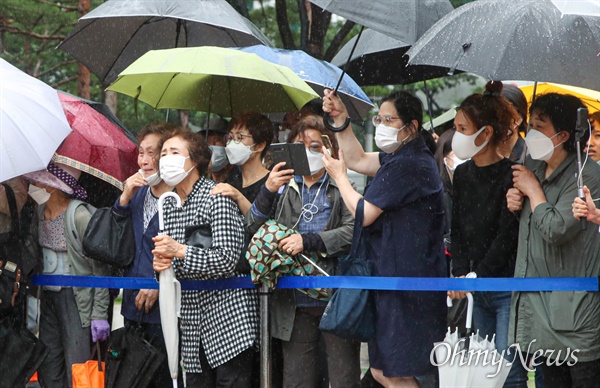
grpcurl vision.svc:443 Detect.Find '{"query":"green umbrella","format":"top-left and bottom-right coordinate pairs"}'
top-left (107, 46), bottom-right (320, 115)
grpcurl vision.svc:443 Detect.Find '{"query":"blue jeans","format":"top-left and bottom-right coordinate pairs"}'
top-left (473, 291), bottom-right (528, 388)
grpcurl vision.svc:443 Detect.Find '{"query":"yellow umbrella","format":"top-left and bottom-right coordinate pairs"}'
top-left (519, 82), bottom-right (600, 114)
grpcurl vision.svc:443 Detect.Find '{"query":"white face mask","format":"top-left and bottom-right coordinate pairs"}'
top-left (444, 155), bottom-right (467, 173)
top-left (375, 124), bottom-right (409, 154)
top-left (524, 129), bottom-right (562, 161)
top-left (451, 126), bottom-right (489, 160)
top-left (306, 148), bottom-right (325, 175)
top-left (159, 155), bottom-right (195, 186)
top-left (28, 184), bottom-right (51, 205)
top-left (225, 141), bottom-right (255, 166)
top-left (138, 169), bottom-right (161, 187)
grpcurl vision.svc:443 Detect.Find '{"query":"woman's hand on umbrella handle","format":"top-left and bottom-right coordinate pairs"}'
top-left (152, 234), bottom-right (186, 258)
top-left (322, 147), bottom-right (347, 182)
top-left (322, 89), bottom-right (349, 122)
top-left (506, 187), bottom-right (524, 213)
top-left (153, 254), bottom-right (173, 272)
top-left (447, 276), bottom-right (471, 299)
top-left (119, 171), bottom-right (147, 206)
top-left (279, 234), bottom-right (303, 256)
top-left (573, 185), bottom-right (600, 224)
top-left (265, 162), bottom-right (294, 193)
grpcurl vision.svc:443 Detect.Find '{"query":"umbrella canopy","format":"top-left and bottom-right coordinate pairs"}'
top-left (53, 92), bottom-right (138, 190)
top-left (57, 0), bottom-right (272, 85)
top-left (157, 192), bottom-right (183, 388)
top-left (552, 0), bottom-right (600, 17)
top-left (238, 45), bottom-right (373, 120)
top-left (0, 59), bottom-right (72, 182)
top-left (406, 0), bottom-right (600, 90)
top-left (518, 82), bottom-right (600, 114)
top-left (308, 0), bottom-right (454, 43)
top-left (107, 46), bottom-right (320, 116)
top-left (331, 28), bottom-right (454, 86)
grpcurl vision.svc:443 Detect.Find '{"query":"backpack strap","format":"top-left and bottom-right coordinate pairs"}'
top-left (1, 183), bottom-right (22, 238)
top-left (65, 199), bottom-right (96, 254)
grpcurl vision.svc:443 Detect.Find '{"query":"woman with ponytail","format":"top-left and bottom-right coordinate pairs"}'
top-left (448, 81), bottom-right (527, 387)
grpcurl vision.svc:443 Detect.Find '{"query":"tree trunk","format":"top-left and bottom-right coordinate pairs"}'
top-left (275, 0), bottom-right (296, 49)
top-left (104, 90), bottom-right (118, 116)
top-left (77, 0), bottom-right (90, 99)
top-left (179, 110), bottom-right (189, 129)
top-left (306, 2), bottom-right (331, 59)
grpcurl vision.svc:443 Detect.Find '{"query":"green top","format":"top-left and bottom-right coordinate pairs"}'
top-left (509, 154), bottom-right (600, 362)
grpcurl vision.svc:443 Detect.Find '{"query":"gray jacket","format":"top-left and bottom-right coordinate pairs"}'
top-left (41, 200), bottom-right (110, 327)
top-left (509, 154), bottom-right (600, 362)
top-left (246, 177), bottom-right (354, 340)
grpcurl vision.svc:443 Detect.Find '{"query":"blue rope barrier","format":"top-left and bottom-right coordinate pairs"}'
top-left (32, 274), bottom-right (600, 292)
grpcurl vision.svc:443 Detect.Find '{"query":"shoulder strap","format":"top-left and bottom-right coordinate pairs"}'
top-left (1, 183), bottom-right (21, 238)
top-left (350, 199), bottom-right (366, 258)
top-left (65, 199), bottom-right (96, 252)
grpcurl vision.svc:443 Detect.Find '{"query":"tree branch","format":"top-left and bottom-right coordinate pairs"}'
top-left (51, 75), bottom-right (77, 88)
top-left (0, 25), bottom-right (64, 40)
top-left (35, 60), bottom-right (77, 78)
top-left (323, 20), bottom-right (356, 62)
top-left (35, 0), bottom-right (79, 11)
top-left (275, 0), bottom-right (296, 49)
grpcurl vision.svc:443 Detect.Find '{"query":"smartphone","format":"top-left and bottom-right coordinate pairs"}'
top-left (269, 142), bottom-right (311, 176)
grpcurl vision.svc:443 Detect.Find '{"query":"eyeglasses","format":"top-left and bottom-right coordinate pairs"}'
top-left (372, 115), bottom-right (401, 126)
top-left (226, 132), bottom-right (253, 143)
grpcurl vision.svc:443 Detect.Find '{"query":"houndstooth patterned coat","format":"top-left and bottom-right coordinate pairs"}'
top-left (162, 177), bottom-right (258, 373)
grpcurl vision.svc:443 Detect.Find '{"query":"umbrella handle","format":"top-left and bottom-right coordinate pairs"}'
top-left (323, 113), bottom-right (352, 133)
top-left (446, 292), bottom-right (474, 330)
top-left (158, 192), bottom-right (182, 230)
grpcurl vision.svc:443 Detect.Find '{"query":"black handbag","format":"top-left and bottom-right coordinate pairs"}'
top-left (319, 199), bottom-right (375, 342)
top-left (184, 224), bottom-right (212, 249)
top-left (0, 184), bottom-right (38, 315)
top-left (82, 207), bottom-right (135, 268)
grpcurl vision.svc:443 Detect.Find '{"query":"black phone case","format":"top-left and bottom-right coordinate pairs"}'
top-left (270, 142), bottom-right (311, 176)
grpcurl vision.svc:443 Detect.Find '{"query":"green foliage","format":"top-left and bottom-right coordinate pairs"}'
top-left (1, 0), bottom-right (483, 136)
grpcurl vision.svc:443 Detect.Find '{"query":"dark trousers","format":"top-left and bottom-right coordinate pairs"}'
top-left (186, 346), bottom-right (254, 388)
top-left (38, 289), bottom-right (90, 388)
top-left (281, 307), bottom-right (361, 388)
top-left (541, 358), bottom-right (600, 388)
top-left (123, 318), bottom-right (173, 388)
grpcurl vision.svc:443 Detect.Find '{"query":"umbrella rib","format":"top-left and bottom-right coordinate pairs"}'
top-left (155, 73), bottom-right (179, 109)
top-left (104, 16), bottom-right (169, 84)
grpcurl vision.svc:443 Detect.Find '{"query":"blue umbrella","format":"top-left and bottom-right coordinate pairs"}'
top-left (237, 45), bottom-right (373, 121)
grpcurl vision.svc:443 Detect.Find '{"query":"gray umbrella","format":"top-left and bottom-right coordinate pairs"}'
top-left (57, 0), bottom-right (272, 85)
top-left (309, 0), bottom-right (453, 42)
top-left (406, 0), bottom-right (600, 90)
top-left (331, 28), bottom-right (453, 86)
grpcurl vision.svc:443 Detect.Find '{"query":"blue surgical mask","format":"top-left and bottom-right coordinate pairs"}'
top-left (209, 146), bottom-right (229, 172)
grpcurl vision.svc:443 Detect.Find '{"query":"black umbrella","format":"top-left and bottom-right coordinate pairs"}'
top-left (57, 0), bottom-right (272, 85)
top-left (0, 315), bottom-right (49, 388)
top-left (105, 326), bottom-right (165, 388)
top-left (331, 29), bottom-right (454, 86)
top-left (406, 0), bottom-right (600, 90)
top-left (309, 0), bottom-right (454, 42)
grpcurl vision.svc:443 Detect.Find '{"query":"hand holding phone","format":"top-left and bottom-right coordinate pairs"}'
top-left (269, 142), bottom-right (311, 177)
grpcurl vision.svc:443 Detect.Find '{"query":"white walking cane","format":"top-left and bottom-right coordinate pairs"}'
top-left (157, 192), bottom-right (182, 388)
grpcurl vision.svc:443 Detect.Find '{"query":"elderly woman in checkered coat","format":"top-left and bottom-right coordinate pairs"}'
top-left (153, 128), bottom-right (258, 387)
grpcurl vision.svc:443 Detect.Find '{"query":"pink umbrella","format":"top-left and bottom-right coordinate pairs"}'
top-left (53, 92), bottom-right (138, 190)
